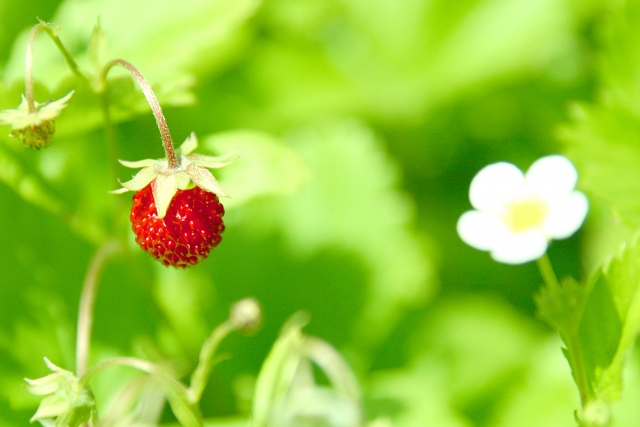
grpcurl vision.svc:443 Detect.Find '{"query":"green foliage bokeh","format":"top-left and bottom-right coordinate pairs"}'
top-left (3, 0), bottom-right (640, 426)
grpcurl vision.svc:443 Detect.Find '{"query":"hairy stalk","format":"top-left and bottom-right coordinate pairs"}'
top-left (100, 59), bottom-right (178, 169)
top-left (76, 240), bottom-right (121, 377)
top-left (25, 21), bottom-right (88, 113)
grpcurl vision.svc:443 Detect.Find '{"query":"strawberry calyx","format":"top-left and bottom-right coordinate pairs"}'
top-left (111, 133), bottom-right (234, 218)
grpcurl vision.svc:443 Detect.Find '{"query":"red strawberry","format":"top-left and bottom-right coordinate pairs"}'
top-left (131, 184), bottom-right (225, 268)
top-left (112, 133), bottom-right (235, 268)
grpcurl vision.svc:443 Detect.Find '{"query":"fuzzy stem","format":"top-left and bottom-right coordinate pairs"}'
top-left (76, 240), bottom-right (121, 377)
top-left (100, 59), bottom-right (178, 169)
top-left (188, 321), bottom-right (235, 403)
top-left (25, 22), bottom-right (88, 113)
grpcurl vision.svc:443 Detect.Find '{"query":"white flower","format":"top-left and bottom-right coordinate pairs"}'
top-left (457, 155), bottom-right (588, 265)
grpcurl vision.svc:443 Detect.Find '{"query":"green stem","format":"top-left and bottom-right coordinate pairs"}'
top-left (100, 88), bottom-right (121, 191)
top-left (99, 59), bottom-right (178, 169)
top-left (536, 253), bottom-right (560, 292)
top-left (566, 332), bottom-right (591, 408)
top-left (76, 240), bottom-right (121, 377)
top-left (81, 357), bottom-right (188, 394)
top-left (536, 254), bottom-right (590, 407)
top-left (25, 21), bottom-right (89, 113)
top-left (188, 321), bottom-right (235, 403)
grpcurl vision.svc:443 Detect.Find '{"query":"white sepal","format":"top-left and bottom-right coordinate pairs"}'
top-left (177, 132), bottom-right (198, 156)
top-left (115, 166), bottom-right (158, 192)
top-left (119, 158), bottom-right (156, 169)
top-left (153, 174), bottom-right (178, 219)
top-left (186, 163), bottom-right (228, 198)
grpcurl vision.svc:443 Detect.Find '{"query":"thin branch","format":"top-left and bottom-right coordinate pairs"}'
top-left (76, 240), bottom-right (121, 377)
top-left (100, 59), bottom-right (178, 169)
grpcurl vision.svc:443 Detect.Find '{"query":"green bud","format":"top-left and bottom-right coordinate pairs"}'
top-left (0, 91), bottom-right (73, 149)
top-left (25, 358), bottom-right (96, 427)
top-left (10, 119), bottom-right (56, 149)
top-left (230, 298), bottom-right (263, 334)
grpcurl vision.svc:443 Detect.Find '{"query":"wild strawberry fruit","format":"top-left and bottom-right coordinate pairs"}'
top-left (112, 133), bottom-right (234, 268)
top-left (131, 184), bottom-right (225, 268)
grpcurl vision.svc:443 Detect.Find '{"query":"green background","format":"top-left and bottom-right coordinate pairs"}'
top-left (2, 0), bottom-right (640, 426)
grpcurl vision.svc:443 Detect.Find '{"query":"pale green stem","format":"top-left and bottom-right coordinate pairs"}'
top-left (25, 22), bottom-right (88, 113)
top-left (188, 320), bottom-right (235, 403)
top-left (99, 59), bottom-right (178, 169)
top-left (536, 253), bottom-right (560, 292)
top-left (536, 253), bottom-right (590, 407)
top-left (565, 332), bottom-right (590, 408)
top-left (81, 356), bottom-right (188, 394)
top-left (76, 240), bottom-right (121, 377)
top-left (100, 88), bottom-right (121, 193)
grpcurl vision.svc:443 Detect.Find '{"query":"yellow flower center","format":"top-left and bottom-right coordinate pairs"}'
top-left (503, 196), bottom-right (549, 233)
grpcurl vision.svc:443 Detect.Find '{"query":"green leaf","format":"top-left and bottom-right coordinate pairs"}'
top-left (558, 2), bottom-right (640, 230)
top-left (559, 103), bottom-right (640, 229)
top-left (272, 120), bottom-right (438, 349)
top-left (535, 276), bottom-right (588, 340)
top-left (578, 273), bottom-right (622, 400)
top-left (3, 0), bottom-right (262, 92)
top-left (589, 235), bottom-right (640, 402)
top-left (202, 130), bottom-right (310, 208)
top-left (251, 313), bottom-right (362, 427)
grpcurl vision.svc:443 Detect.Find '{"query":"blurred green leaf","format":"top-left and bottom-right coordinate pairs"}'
top-left (4, 0), bottom-right (261, 89)
top-left (251, 313), bottom-right (362, 427)
top-left (370, 296), bottom-right (575, 427)
top-left (275, 120), bottom-right (437, 350)
top-left (238, 0), bottom-right (579, 129)
top-left (588, 235), bottom-right (640, 403)
top-left (560, 103), bottom-right (640, 229)
top-left (203, 130), bottom-right (310, 209)
top-left (558, 2), bottom-right (640, 231)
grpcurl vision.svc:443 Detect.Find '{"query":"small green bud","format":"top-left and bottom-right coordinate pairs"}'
top-left (10, 119), bottom-right (56, 149)
top-left (25, 358), bottom-right (96, 427)
top-left (230, 298), bottom-right (262, 333)
top-left (0, 91), bottom-right (73, 149)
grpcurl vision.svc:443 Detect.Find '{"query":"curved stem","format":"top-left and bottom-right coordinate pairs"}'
top-left (536, 254), bottom-right (590, 407)
top-left (537, 254), bottom-right (560, 292)
top-left (25, 22), bottom-right (88, 113)
top-left (81, 356), bottom-right (189, 395)
top-left (76, 240), bottom-right (121, 377)
top-left (100, 59), bottom-right (178, 169)
top-left (188, 321), bottom-right (235, 403)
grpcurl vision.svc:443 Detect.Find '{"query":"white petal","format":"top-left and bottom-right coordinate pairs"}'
top-left (152, 175), bottom-right (178, 219)
top-left (490, 230), bottom-right (548, 265)
top-left (469, 162), bottom-right (525, 214)
top-left (457, 210), bottom-right (507, 251)
top-left (543, 191), bottom-right (588, 239)
top-left (526, 155), bottom-right (577, 204)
